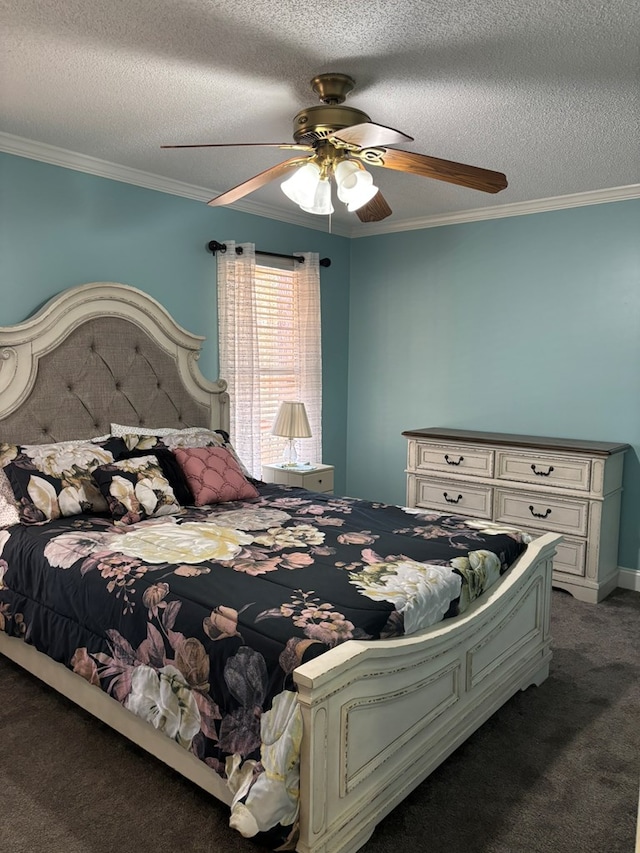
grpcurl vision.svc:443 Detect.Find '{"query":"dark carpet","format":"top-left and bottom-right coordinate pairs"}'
top-left (0, 588), bottom-right (638, 853)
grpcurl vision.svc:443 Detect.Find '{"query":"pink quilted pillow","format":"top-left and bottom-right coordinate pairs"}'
top-left (174, 446), bottom-right (259, 506)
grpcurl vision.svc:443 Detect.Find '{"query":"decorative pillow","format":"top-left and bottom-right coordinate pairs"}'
top-left (92, 455), bottom-right (181, 525)
top-left (0, 467), bottom-right (20, 528)
top-left (173, 446), bottom-right (259, 506)
top-left (119, 427), bottom-right (252, 480)
top-left (111, 423), bottom-right (204, 438)
top-left (117, 448), bottom-right (194, 505)
top-left (1, 437), bottom-right (127, 524)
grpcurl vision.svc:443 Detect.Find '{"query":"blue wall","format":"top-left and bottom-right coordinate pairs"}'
top-left (0, 153), bottom-right (351, 492)
top-left (1, 152), bottom-right (639, 572)
top-left (348, 201), bottom-right (640, 571)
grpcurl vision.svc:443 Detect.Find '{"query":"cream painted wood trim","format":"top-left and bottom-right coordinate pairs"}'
top-left (0, 132), bottom-right (349, 236)
top-left (353, 184), bottom-right (640, 235)
top-left (618, 568), bottom-right (640, 593)
top-left (292, 532), bottom-right (559, 852)
top-left (1, 132), bottom-right (638, 237)
top-left (0, 281), bottom-right (229, 433)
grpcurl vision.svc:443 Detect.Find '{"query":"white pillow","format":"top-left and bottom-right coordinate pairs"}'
top-left (110, 423), bottom-right (204, 438)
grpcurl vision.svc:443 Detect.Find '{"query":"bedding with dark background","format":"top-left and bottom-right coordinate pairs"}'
top-left (0, 479), bottom-right (529, 846)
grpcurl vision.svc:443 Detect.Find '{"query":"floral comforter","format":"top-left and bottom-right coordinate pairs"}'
top-left (0, 484), bottom-right (529, 848)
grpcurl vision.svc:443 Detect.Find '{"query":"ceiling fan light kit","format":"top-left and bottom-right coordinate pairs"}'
top-left (281, 161), bottom-right (322, 206)
top-left (300, 177), bottom-right (334, 216)
top-left (281, 156), bottom-right (377, 215)
top-left (281, 163), bottom-right (335, 215)
top-left (335, 160), bottom-right (379, 211)
top-left (164, 72), bottom-right (508, 223)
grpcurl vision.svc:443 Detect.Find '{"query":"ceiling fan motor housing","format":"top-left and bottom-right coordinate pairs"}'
top-left (292, 105), bottom-right (371, 144)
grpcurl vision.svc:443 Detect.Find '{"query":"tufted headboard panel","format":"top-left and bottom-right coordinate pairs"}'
top-left (0, 282), bottom-right (228, 445)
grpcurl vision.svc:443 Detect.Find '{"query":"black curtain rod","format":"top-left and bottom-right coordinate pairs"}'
top-left (207, 240), bottom-right (331, 267)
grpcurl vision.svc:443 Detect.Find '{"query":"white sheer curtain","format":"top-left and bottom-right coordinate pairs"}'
top-left (217, 242), bottom-right (262, 476)
top-left (293, 252), bottom-right (322, 465)
top-left (217, 243), bottom-right (322, 478)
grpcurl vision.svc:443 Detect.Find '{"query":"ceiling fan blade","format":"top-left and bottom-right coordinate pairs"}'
top-left (355, 191), bottom-right (393, 223)
top-left (162, 142), bottom-right (312, 151)
top-left (356, 147), bottom-right (508, 193)
top-left (328, 122), bottom-right (413, 150)
top-left (207, 156), bottom-right (312, 206)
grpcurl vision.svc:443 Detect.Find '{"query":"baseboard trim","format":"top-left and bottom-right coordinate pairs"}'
top-left (617, 568), bottom-right (640, 593)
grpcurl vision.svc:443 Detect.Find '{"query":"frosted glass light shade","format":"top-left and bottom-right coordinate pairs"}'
top-left (335, 161), bottom-right (378, 211)
top-left (335, 160), bottom-right (361, 190)
top-left (281, 162), bottom-right (321, 208)
top-left (345, 180), bottom-right (379, 211)
top-left (300, 178), bottom-right (334, 215)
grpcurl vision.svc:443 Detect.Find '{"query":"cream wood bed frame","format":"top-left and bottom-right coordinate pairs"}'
top-left (0, 282), bottom-right (561, 853)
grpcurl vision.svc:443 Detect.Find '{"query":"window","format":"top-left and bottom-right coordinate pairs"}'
top-left (217, 243), bottom-right (322, 477)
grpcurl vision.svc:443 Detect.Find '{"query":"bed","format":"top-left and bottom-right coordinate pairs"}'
top-left (0, 281), bottom-right (561, 853)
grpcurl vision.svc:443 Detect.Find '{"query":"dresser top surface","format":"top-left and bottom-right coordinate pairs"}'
top-left (402, 427), bottom-right (630, 457)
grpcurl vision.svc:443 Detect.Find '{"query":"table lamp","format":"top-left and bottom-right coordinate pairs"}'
top-left (271, 401), bottom-right (312, 467)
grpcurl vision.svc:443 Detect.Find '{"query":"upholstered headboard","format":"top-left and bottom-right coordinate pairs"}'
top-left (0, 282), bottom-right (228, 445)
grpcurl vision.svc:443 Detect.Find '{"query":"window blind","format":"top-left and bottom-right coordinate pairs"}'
top-left (217, 244), bottom-right (322, 477)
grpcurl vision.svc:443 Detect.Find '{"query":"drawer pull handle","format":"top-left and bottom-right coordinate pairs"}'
top-left (529, 505), bottom-right (552, 519)
top-left (444, 492), bottom-right (463, 504)
top-left (444, 454), bottom-right (464, 466)
top-left (531, 463), bottom-right (555, 477)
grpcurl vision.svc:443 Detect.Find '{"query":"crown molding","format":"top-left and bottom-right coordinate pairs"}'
top-left (351, 183), bottom-right (640, 236)
top-left (1, 132), bottom-right (637, 238)
top-left (0, 131), bottom-right (216, 200)
top-left (0, 132), bottom-right (353, 237)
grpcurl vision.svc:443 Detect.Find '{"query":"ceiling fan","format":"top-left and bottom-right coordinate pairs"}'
top-left (162, 73), bottom-right (508, 222)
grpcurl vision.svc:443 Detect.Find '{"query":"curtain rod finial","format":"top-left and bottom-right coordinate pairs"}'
top-left (207, 240), bottom-right (227, 255)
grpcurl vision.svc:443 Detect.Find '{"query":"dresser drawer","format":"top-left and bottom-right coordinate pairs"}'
top-left (412, 476), bottom-right (493, 518)
top-left (262, 464), bottom-right (334, 493)
top-left (411, 441), bottom-right (494, 478)
top-left (495, 488), bottom-right (588, 536)
top-left (302, 469), bottom-right (334, 493)
top-left (553, 538), bottom-right (587, 577)
top-left (528, 530), bottom-right (586, 577)
top-left (496, 451), bottom-right (591, 492)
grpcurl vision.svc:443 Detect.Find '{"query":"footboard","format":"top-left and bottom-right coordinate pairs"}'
top-left (293, 532), bottom-right (560, 853)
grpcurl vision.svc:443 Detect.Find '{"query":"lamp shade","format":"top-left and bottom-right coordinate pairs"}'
top-left (299, 178), bottom-right (334, 215)
top-left (335, 160), bottom-right (361, 192)
top-left (281, 162), bottom-right (321, 208)
top-left (271, 401), bottom-right (312, 438)
top-left (334, 160), bottom-right (378, 211)
top-left (345, 181), bottom-right (379, 211)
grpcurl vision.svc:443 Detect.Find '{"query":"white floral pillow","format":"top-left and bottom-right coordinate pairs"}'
top-left (92, 455), bottom-right (181, 525)
top-left (116, 427), bottom-right (252, 480)
top-left (1, 437), bottom-right (126, 524)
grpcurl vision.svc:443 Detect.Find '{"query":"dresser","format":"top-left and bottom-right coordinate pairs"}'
top-left (403, 428), bottom-right (629, 603)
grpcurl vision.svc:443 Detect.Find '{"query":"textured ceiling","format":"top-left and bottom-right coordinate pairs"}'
top-left (1, 0), bottom-right (639, 236)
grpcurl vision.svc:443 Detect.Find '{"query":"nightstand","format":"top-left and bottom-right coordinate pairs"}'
top-left (261, 463), bottom-right (334, 494)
